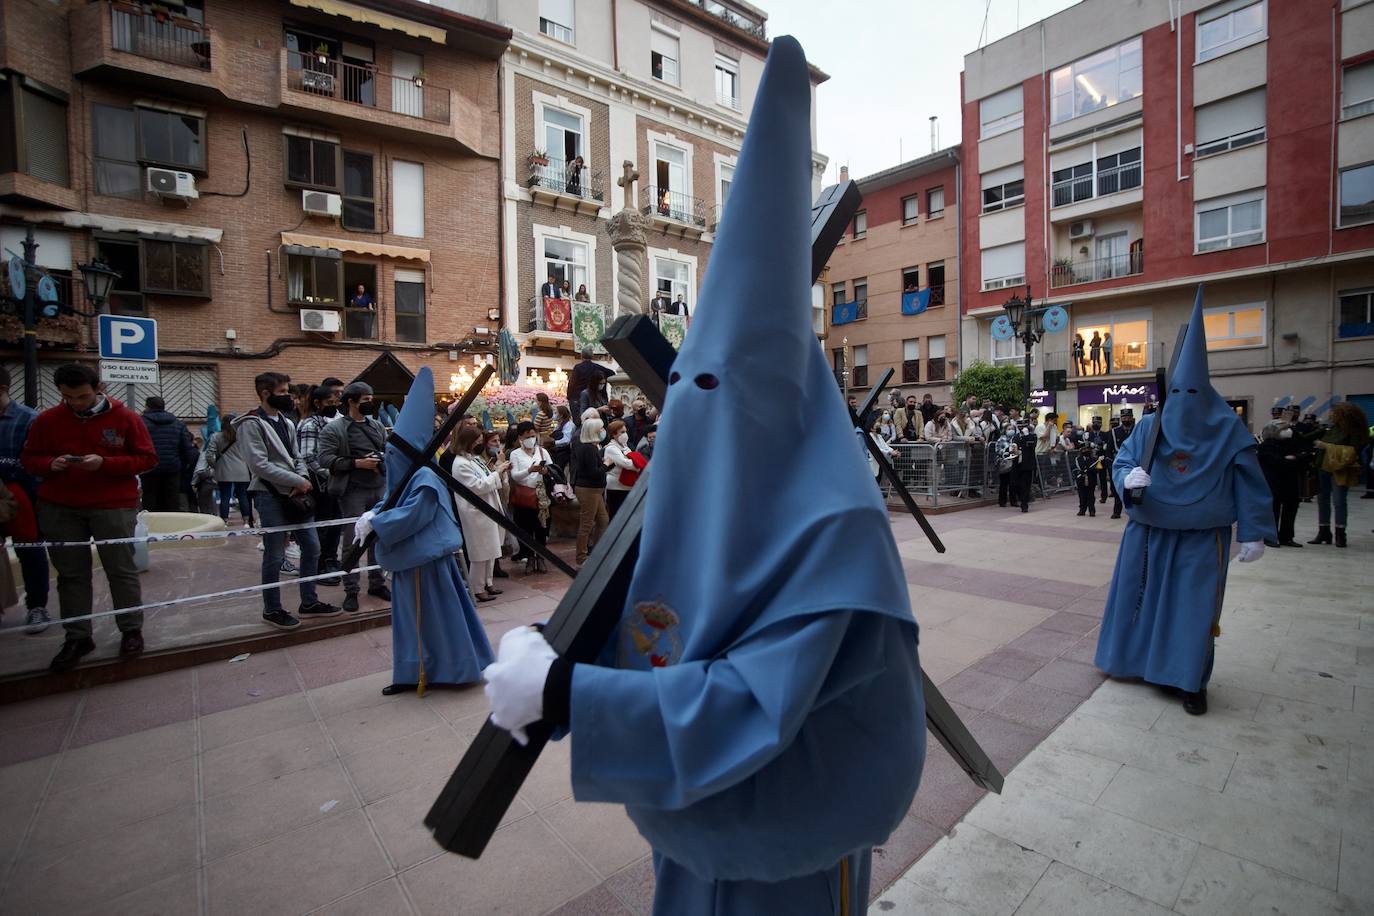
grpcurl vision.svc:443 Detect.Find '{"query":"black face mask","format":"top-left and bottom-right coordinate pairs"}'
top-left (358, 401), bottom-right (378, 416)
top-left (267, 394), bottom-right (294, 411)
top-left (320, 405), bottom-right (339, 418)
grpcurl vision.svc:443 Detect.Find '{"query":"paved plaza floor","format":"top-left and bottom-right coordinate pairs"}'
top-left (0, 493), bottom-right (1369, 914)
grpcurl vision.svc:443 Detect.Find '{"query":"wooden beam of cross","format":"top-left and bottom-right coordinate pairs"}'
top-left (424, 180), bottom-right (1001, 858)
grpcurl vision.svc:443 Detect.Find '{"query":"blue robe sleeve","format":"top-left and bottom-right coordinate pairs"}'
top-left (369, 483), bottom-right (438, 546)
top-left (569, 610), bottom-right (887, 811)
top-left (1232, 448), bottom-right (1276, 544)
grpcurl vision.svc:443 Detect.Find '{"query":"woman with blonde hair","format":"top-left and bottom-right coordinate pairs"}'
top-left (571, 416), bottom-right (609, 564)
top-left (1309, 401), bottom-right (1370, 548)
top-left (451, 426), bottom-right (508, 601)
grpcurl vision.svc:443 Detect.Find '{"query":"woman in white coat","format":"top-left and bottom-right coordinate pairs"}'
top-left (451, 426), bottom-right (508, 602)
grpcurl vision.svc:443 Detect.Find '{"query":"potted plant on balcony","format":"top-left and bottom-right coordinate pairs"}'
top-left (151, 3), bottom-right (171, 22)
top-left (1052, 257), bottom-right (1074, 285)
top-left (412, 69), bottom-right (427, 88)
top-left (529, 149), bottom-right (549, 167)
top-left (314, 42), bottom-right (330, 65)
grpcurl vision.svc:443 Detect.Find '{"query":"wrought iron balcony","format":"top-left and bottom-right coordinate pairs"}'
top-left (1051, 159), bottom-right (1142, 207)
top-left (1050, 249), bottom-right (1144, 289)
top-left (285, 49), bottom-right (450, 124)
top-left (527, 155), bottom-right (604, 204)
top-left (642, 186), bottom-right (707, 229)
top-left (110, 2), bottom-right (211, 70)
top-left (693, 0), bottom-right (767, 39)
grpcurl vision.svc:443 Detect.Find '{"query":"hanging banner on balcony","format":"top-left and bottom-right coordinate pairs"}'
top-left (572, 302), bottom-right (605, 353)
top-left (542, 296), bottom-right (571, 333)
top-left (901, 288), bottom-right (931, 316)
top-left (831, 301), bottom-right (858, 325)
top-left (658, 313), bottom-right (688, 350)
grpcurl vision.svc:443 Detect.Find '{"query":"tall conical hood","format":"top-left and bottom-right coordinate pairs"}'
top-left (385, 366), bottom-right (436, 493)
top-left (620, 35), bottom-right (912, 672)
top-left (1152, 286), bottom-right (1255, 502)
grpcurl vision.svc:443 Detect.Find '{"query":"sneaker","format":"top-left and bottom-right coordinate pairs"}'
top-left (298, 600), bottom-right (342, 619)
top-left (342, 594), bottom-right (360, 613)
top-left (262, 609), bottom-right (301, 630)
top-left (367, 585), bottom-right (392, 602)
top-left (24, 607), bottom-right (50, 635)
top-left (120, 629), bottom-right (145, 658)
top-left (50, 637), bottom-right (96, 672)
top-left (280, 559), bottom-right (300, 577)
top-left (285, 542), bottom-right (302, 564)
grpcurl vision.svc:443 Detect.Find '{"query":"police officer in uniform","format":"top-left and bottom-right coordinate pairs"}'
top-left (1012, 419), bottom-right (1038, 512)
top-left (1103, 409), bottom-right (1135, 518)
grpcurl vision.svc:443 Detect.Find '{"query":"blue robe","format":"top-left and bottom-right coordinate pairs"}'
top-left (571, 611), bottom-right (923, 915)
top-left (1095, 415), bottom-right (1273, 692)
top-left (370, 468), bottom-right (493, 688)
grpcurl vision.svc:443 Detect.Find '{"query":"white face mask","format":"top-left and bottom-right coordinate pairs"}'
top-left (522, 437), bottom-right (536, 450)
top-left (617, 433), bottom-right (629, 446)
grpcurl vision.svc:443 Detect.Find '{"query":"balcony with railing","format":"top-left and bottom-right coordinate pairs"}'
top-left (1050, 157), bottom-right (1143, 224)
top-left (693, 0), bottom-right (767, 39)
top-left (73, 2), bottom-right (218, 93)
top-left (110, 2), bottom-right (211, 69)
top-left (527, 155), bottom-right (604, 216)
top-left (285, 50), bottom-right (449, 123)
top-left (1050, 248), bottom-right (1144, 289)
top-left (524, 296), bottom-right (611, 352)
top-left (641, 186), bottom-right (708, 238)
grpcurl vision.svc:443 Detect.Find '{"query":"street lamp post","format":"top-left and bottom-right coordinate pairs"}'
top-left (1002, 287), bottom-right (1044, 412)
top-left (18, 227), bottom-right (40, 408)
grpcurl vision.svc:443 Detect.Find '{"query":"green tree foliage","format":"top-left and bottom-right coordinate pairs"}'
top-left (952, 361), bottom-right (1025, 409)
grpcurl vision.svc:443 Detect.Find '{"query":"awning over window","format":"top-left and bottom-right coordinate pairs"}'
top-left (283, 244), bottom-right (341, 259)
top-left (287, 0), bottom-right (447, 44)
top-left (280, 232), bottom-right (430, 263)
top-left (0, 206), bottom-right (223, 243)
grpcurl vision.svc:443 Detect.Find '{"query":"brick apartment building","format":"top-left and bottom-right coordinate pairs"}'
top-left (0, 0), bottom-right (509, 416)
top-left (959, 0), bottom-right (1374, 431)
top-left (823, 150), bottom-right (960, 406)
top-left (492, 0), bottom-right (829, 377)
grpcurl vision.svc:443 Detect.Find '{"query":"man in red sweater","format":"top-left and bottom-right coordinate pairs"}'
top-left (21, 364), bottom-right (157, 671)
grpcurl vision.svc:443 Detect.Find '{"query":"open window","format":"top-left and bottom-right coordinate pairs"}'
top-left (343, 262), bottom-right (376, 339)
top-left (96, 239), bottom-right (144, 315)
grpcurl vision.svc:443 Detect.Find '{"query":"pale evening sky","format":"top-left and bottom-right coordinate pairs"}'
top-left (764, 0), bottom-right (1083, 182)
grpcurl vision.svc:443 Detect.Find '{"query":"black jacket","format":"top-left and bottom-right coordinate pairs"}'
top-left (141, 410), bottom-right (197, 476)
top-left (570, 440), bottom-right (606, 489)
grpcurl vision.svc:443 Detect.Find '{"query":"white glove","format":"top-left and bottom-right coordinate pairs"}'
top-left (1236, 541), bottom-right (1265, 563)
top-left (1124, 466), bottom-right (1151, 489)
top-left (483, 626), bottom-right (557, 746)
top-left (353, 510), bottom-right (375, 545)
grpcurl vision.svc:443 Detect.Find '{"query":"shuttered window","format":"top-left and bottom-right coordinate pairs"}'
top-left (2, 77), bottom-right (70, 187)
top-left (1195, 89), bottom-right (1266, 156)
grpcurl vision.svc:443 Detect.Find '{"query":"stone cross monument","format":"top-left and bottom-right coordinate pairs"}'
top-left (607, 160), bottom-right (651, 317)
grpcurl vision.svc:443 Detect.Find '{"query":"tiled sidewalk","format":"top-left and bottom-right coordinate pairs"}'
top-left (880, 496), bottom-right (1374, 915)
top-left (2, 497), bottom-right (1142, 914)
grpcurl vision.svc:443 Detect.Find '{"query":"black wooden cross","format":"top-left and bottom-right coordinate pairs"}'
top-left (423, 181), bottom-right (1002, 858)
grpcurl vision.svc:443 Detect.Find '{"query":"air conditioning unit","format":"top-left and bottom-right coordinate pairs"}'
top-left (300, 308), bottom-right (341, 333)
top-left (1069, 219), bottom-right (1095, 240)
top-left (302, 189), bottom-right (342, 217)
top-left (146, 168), bottom-right (198, 199)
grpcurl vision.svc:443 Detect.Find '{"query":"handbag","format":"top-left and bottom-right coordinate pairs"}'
top-left (511, 484), bottom-right (538, 509)
top-left (267, 481), bottom-right (315, 523)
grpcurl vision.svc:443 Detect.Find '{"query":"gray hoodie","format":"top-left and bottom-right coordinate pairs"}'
top-left (232, 410), bottom-right (308, 494)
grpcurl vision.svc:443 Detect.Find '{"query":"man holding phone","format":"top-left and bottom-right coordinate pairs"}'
top-left (320, 382), bottom-right (391, 612)
top-left (21, 363), bottom-right (157, 671)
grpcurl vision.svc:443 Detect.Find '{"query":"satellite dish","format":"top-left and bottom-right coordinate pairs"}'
top-left (1042, 305), bottom-right (1069, 333)
top-left (991, 315), bottom-right (1016, 341)
top-left (7, 257), bottom-right (25, 301)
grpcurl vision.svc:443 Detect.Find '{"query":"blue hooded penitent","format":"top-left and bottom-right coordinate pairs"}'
top-left (369, 367), bottom-right (492, 690)
top-left (566, 36), bottom-right (926, 912)
top-left (1096, 286), bottom-right (1273, 694)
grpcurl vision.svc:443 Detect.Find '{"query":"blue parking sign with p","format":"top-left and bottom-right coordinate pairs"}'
top-left (98, 315), bottom-right (158, 362)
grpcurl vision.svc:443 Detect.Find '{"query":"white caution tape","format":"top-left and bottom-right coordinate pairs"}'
top-left (0, 563), bottom-right (384, 635)
top-left (14, 515), bottom-right (362, 551)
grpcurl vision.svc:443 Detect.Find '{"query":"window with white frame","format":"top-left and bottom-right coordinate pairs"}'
top-left (392, 160), bottom-right (424, 238)
top-left (718, 162), bottom-right (734, 212)
top-left (980, 86), bottom-right (1024, 138)
top-left (715, 55), bottom-right (740, 110)
top-left (653, 255), bottom-right (691, 309)
top-left (652, 141), bottom-right (689, 220)
top-left (539, 0), bottom-right (574, 44)
top-left (832, 280), bottom-right (847, 304)
top-left (902, 195), bottom-right (918, 225)
top-left (1195, 190), bottom-right (1264, 252)
top-left (1340, 163), bottom-right (1374, 227)
top-left (651, 28), bottom-right (680, 86)
top-left (927, 186), bottom-right (945, 218)
top-left (1195, 88), bottom-right (1266, 156)
top-left (1050, 37), bottom-right (1143, 124)
top-left (902, 338), bottom-right (920, 382)
top-left (1342, 61), bottom-right (1374, 120)
top-left (542, 106), bottom-right (582, 166)
top-left (981, 242), bottom-right (1025, 291)
top-left (541, 236), bottom-right (589, 301)
top-left (1203, 302), bottom-right (1265, 349)
top-left (1338, 287), bottom-right (1374, 338)
top-left (394, 268), bottom-right (426, 343)
top-left (1196, 0), bottom-right (1265, 63)
top-left (927, 335), bottom-right (947, 381)
top-left (992, 332), bottom-right (1028, 366)
top-left (852, 344), bottom-right (868, 386)
top-left (981, 164), bottom-right (1024, 213)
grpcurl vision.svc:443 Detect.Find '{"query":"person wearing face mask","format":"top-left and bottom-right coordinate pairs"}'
top-left (603, 419), bottom-right (639, 519)
top-left (20, 363), bottom-right (158, 671)
top-left (509, 420), bottom-right (554, 573)
top-left (297, 386), bottom-right (342, 581)
top-left (234, 372), bottom-right (339, 630)
top-left (570, 416), bottom-right (609, 564)
top-left (319, 382), bottom-right (391, 612)
top-left (877, 410), bottom-right (897, 443)
top-left (452, 426), bottom-right (509, 600)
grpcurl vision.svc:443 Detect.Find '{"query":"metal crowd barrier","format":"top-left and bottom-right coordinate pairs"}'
top-left (879, 440), bottom-right (1078, 506)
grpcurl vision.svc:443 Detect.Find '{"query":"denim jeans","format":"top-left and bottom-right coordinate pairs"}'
top-left (219, 481), bottom-right (252, 522)
top-left (14, 542), bottom-right (49, 610)
top-left (255, 492), bottom-right (319, 612)
top-left (337, 483), bottom-right (385, 596)
top-left (1316, 470), bottom-right (1349, 528)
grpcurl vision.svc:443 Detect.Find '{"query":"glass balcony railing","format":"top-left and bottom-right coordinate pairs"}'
top-left (1050, 249), bottom-right (1144, 288)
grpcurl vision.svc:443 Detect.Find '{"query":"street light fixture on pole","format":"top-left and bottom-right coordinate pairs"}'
top-left (1002, 287), bottom-right (1043, 412)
